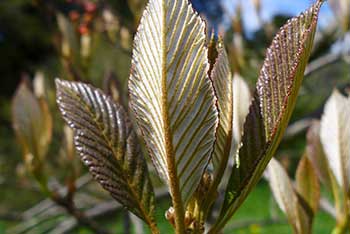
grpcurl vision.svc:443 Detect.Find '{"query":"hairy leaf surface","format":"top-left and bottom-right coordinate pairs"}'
top-left (320, 90), bottom-right (350, 191)
top-left (56, 80), bottom-right (157, 227)
top-left (210, 1), bottom-right (323, 231)
top-left (211, 43), bottom-right (233, 173)
top-left (128, 0), bottom-right (218, 206)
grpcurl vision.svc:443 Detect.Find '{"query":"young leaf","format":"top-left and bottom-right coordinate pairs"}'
top-left (320, 90), bottom-right (350, 192)
top-left (267, 158), bottom-right (312, 234)
top-left (56, 80), bottom-right (158, 230)
top-left (211, 43), bottom-right (233, 175)
top-left (231, 74), bottom-right (251, 155)
top-left (12, 81), bottom-right (52, 173)
top-left (128, 0), bottom-right (218, 214)
top-left (210, 1), bottom-right (323, 231)
top-left (296, 155), bottom-right (320, 215)
top-left (306, 120), bottom-right (333, 190)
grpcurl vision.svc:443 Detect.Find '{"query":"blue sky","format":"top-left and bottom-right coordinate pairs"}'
top-left (222, 0), bottom-right (334, 32)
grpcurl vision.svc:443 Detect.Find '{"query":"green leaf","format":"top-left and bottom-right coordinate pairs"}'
top-left (56, 80), bottom-right (157, 230)
top-left (210, 1), bottom-right (323, 232)
top-left (296, 155), bottom-right (320, 215)
top-left (320, 90), bottom-right (350, 192)
top-left (12, 80), bottom-right (52, 173)
top-left (267, 158), bottom-right (313, 234)
top-left (128, 0), bottom-right (218, 211)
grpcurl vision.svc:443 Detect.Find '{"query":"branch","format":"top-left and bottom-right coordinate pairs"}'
top-left (305, 52), bottom-right (342, 76)
top-left (22, 174), bottom-right (91, 219)
top-left (284, 118), bottom-right (313, 140)
top-left (320, 197), bottom-right (337, 219)
top-left (50, 187), bottom-right (169, 234)
top-left (50, 194), bottom-right (111, 234)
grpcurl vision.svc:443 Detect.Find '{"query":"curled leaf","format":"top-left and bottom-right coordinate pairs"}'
top-left (128, 0), bottom-right (218, 208)
top-left (210, 1), bottom-right (323, 232)
top-left (56, 80), bottom-right (157, 229)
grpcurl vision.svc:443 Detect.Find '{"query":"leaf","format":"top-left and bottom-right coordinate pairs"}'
top-left (210, 1), bottom-right (323, 232)
top-left (12, 81), bottom-right (52, 172)
top-left (57, 13), bottom-right (79, 59)
top-left (267, 158), bottom-right (312, 234)
top-left (211, 42), bottom-right (233, 174)
top-left (296, 155), bottom-right (320, 214)
top-left (320, 90), bottom-right (350, 192)
top-left (128, 0), bottom-right (218, 208)
top-left (306, 120), bottom-right (333, 190)
top-left (56, 80), bottom-right (157, 229)
top-left (231, 74), bottom-right (251, 156)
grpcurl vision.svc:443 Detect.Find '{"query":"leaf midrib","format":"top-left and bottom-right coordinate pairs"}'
top-left (66, 86), bottom-right (154, 225)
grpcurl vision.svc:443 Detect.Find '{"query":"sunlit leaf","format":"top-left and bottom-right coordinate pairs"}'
top-left (210, 1), bottom-right (323, 231)
top-left (211, 42), bottom-right (233, 174)
top-left (12, 81), bottom-right (52, 173)
top-left (320, 90), bottom-right (350, 192)
top-left (56, 80), bottom-right (157, 229)
top-left (296, 155), bottom-right (320, 214)
top-left (267, 158), bottom-right (312, 234)
top-left (306, 120), bottom-right (334, 190)
top-left (128, 0), bottom-right (218, 209)
top-left (231, 74), bottom-right (251, 155)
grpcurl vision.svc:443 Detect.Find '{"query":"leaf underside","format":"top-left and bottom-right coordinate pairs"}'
top-left (268, 158), bottom-right (312, 234)
top-left (306, 120), bottom-right (333, 189)
top-left (56, 80), bottom-right (156, 225)
top-left (211, 1), bottom-right (323, 231)
top-left (128, 0), bottom-right (218, 205)
top-left (320, 90), bottom-right (350, 191)
top-left (211, 43), bottom-right (233, 174)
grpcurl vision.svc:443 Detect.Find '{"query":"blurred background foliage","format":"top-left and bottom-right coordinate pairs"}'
top-left (0, 0), bottom-right (349, 233)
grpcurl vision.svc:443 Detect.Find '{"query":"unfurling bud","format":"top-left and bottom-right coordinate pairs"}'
top-left (184, 210), bottom-right (194, 227)
top-left (165, 206), bottom-right (175, 227)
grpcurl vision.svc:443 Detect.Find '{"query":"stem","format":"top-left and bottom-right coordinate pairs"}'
top-left (160, 0), bottom-right (185, 230)
top-left (332, 217), bottom-right (350, 234)
top-left (149, 222), bottom-right (160, 234)
top-left (202, 133), bottom-right (233, 220)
